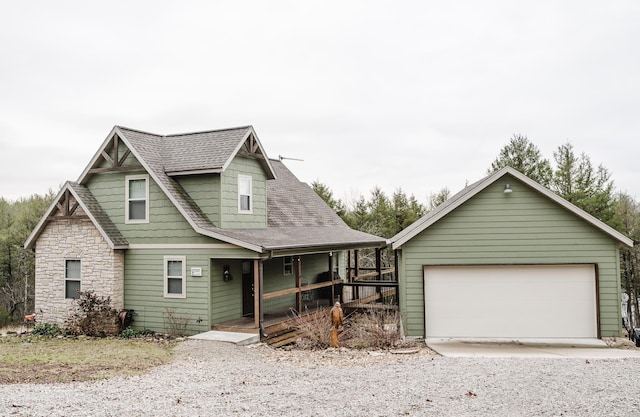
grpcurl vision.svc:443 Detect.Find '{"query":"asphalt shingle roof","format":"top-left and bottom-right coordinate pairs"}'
top-left (113, 126), bottom-right (385, 253)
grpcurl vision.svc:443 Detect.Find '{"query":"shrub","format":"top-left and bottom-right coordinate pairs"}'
top-left (64, 291), bottom-right (119, 337)
top-left (31, 322), bottom-right (63, 337)
top-left (163, 308), bottom-right (191, 336)
top-left (118, 326), bottom-right (141, 339)
top-left (289, 306), bottom-right (404, 350)
top-left (342, 307), bottom-right (403, 349)
top-left (0, 309), bottom-right (10, 328)
top-left (288, 306), bottom-right (346, 349)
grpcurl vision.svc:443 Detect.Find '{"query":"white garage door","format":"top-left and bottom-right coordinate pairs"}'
top-left (424, 265), bottom-right (597, 338)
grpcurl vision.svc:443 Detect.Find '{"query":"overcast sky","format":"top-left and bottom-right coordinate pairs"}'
top-left (1, 1), bottom-right (638, 205)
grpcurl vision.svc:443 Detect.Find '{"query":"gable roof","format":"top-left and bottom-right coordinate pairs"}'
top-left (71, 125), bottom-right (385, 254)
top-left (390, 166), bottom-right (634, 250)
top-left (24, 182), bottom-right (128, 250)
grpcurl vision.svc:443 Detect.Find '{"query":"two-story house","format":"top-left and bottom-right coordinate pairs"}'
top-left (24, 125), bottom-right (386, 336)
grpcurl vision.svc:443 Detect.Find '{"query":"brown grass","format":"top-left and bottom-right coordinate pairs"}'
top-left (0, 335), bottom-right (176, 384)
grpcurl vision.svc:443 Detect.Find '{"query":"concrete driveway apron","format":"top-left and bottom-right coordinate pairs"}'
top-left (426, 338), bottom-right (640, 358)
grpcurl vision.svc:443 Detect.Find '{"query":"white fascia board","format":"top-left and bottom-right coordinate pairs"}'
top-left (223, 127), bottom-right (277, 180)
top-left (391, 166), bottom-right (633, 249)
top-left (504, 167), bottom-right (634, 248)
top-left (23, 182), bottom-right (121, 250)
top-left (76, 126), bottom-right (121, 184)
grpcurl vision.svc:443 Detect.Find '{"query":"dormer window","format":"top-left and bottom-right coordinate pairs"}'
top-left (126, 174), bottom-right (149, 223)
top-left (238, 175), bottom-right (252, 213)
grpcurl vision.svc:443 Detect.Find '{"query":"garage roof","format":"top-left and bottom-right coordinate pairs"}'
top-left (390, 166), bottom-right (634, 250)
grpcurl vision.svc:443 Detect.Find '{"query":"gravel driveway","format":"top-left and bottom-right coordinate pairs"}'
top-left (2, 339), bottom-right (640, 417)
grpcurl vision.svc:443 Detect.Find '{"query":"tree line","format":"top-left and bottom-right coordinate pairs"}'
top-left (0, 192), bottom-right (54, 326)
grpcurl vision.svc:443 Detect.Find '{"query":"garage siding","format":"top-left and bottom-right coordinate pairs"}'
top-left (398, 177), bottom-right (622, 338)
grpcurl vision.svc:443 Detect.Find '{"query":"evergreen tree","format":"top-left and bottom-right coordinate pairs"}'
top-left (552, 142), bottom-right (616, 226)
top-left (489, 134), bottom-right (553, 187)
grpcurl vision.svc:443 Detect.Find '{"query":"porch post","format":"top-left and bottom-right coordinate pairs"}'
top-left (296, 256), bottom-right (302, 313)
top-left (375, 248), bottom-right (382, 297)
top-left (328, 251), bottom-right (335, 304)
top-left (253, 259), bottom-right (260, 329)
top-left (354, 249), bottom-right (359, 300)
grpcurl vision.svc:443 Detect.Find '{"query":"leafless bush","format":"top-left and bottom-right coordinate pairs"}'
top-left (163, 308), bottom-right (192, 336)
top-left (289, 306), bottom-right (404, 350)
top-left (288, 307), bottom-right (337, 349)
top-left (341, 307), bottom-right (403, 349)
top-left (64, 291), bottom-right (119, 337)
top-left (342, 308), bottom-right (403, 349)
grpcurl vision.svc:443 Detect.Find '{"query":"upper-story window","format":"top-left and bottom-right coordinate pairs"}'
top-left (126, 174), bottom-right (149, 223)
top-left (238, 175), bottom-right (252, 213)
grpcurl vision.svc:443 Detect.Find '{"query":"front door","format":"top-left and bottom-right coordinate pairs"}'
top-left (242, 261), bottom-right (254, 316)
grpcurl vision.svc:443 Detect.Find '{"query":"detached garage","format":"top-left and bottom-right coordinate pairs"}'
top-left (391, 167), bottom-right (633, 340)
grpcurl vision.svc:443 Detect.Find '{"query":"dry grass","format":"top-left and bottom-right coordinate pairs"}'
top-left (0, 335), bottom-right (176, 384)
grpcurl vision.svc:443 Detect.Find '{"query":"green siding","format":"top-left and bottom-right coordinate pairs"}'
top-left (210, 259), bottom-right (243, 324)
top-left (399, 175), bottom-right (623, 338)
top-left (124, 249), bottom-right (211, 335)
top-left (176, 174), bottom-right (221, 226)
top-left (220, 156), bottom-right (267, 228)
top-left (86, 170), bottom-right (209, 244)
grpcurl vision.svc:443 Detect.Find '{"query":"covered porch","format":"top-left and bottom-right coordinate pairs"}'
top-left (211, 248), bottom-right (399, 344)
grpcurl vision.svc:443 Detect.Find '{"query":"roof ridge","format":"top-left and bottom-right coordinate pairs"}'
top-left (165, 125), bottom-right (253, 138)
top-left (116, 125), bottom-right (253, 139)
top-left (115, 125), bottom-right (163, 137)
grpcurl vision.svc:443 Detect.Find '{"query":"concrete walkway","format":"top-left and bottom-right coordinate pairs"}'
top-left (189, 330), bottom-right (259, 346)
top-left (426, 338), bottom-right (640, 358)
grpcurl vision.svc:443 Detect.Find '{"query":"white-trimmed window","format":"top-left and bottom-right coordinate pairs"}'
top-left (164, 256), bottom-right (186, 298)
top-left (65, 259), bottom-right (81, 299)
top-left (238, 175), bottom-right (252, 213)
top-left (283, 256), bottom-right (293, 276)
top-left (126, 174), bottom-right (149, 223)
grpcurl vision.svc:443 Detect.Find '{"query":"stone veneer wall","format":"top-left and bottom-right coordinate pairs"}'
top-left (34, 217), bottom-right (124, 325)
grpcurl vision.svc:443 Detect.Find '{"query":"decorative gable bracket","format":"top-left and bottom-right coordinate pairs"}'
top-left (88, 134), bottom-right (143, 174)
top-left (52, 189), bottom-right (86, 220)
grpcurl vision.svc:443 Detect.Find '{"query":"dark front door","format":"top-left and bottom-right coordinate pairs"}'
top-left (242, 261), bottom-right (254, 316)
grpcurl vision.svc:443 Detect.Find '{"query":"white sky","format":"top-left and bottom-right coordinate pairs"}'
top-left (1, 1), bottom-right (639, 205)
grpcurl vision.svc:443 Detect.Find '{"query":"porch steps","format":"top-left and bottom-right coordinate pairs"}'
top-left (265, 328), bottom-right (308, 348)
top-left (263, 309), bottom-right (327, 347)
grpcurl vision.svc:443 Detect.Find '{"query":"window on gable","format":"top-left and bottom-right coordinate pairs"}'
top-left (126, 175), bottom-right (149, 223)
top-left (283, 256), bottom-right (293, 276)
top-left (238, 175), bottom-right (252, 213)
top-left (65, 259), bottom-right (81, 299)
top-left (164, 256), bottom-right (186, 298)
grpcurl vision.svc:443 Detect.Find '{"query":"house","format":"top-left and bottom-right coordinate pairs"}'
top-left (390, 166), bottom-right (633, 340)
top-left (24, 125), bottom-right (386, 336)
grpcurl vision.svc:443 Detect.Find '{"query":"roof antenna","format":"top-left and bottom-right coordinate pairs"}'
top-left (278, 155), bottom-right (304, 162)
